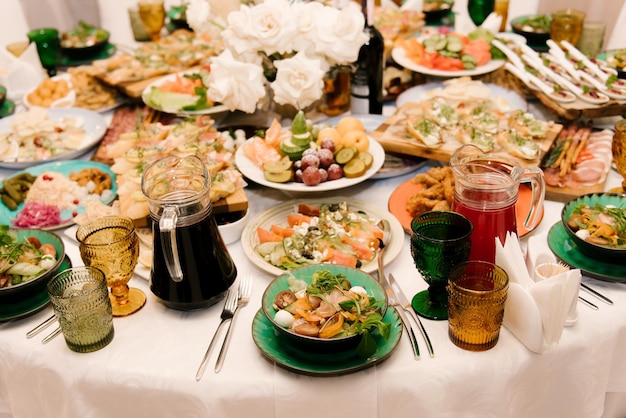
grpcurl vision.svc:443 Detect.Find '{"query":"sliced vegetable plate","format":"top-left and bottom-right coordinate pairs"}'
top-left (141, 69), bottom-right (229, 116)
top-left (0, 108), bottom-right (107, 169)
top-left (241, 197), bottom-right (404, 276)
top-left (235, 138), bottom-right (385, 193)
top-left (0, 160), bottom-right (117, 230)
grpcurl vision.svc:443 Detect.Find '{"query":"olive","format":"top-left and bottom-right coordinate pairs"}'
top-left (274, 290), bottom-right (297, 309)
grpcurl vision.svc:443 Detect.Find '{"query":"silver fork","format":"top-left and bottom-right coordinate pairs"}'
top-left (214, 275), bottom-right (252, 373)
top-left (196, 286), bottom-right (239, 381)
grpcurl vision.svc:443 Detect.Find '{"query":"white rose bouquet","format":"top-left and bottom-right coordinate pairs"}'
top-left (187, 0), bottom-right (368, 113)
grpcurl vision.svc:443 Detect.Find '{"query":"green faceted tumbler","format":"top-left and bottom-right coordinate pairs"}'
top-left (410, 211), bottom-right (472, 320)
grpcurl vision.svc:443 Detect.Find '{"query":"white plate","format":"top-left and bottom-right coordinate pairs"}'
top-left (395, 82), bottom-right (528, 111)
top-left (141, 69), bottom-right (230, 116)
top-left (235, 138), bottom-right (385, 193)
top-left (321, 114), bottom-right (425, 179)
top-left (23, 74), bottom-right (76, 109)
top-left (0, 108), bottom-right (108, 169)
top-left (391, 46), bottom-right (505, 77)
top-left (241, 197), bottom-right (405, 276)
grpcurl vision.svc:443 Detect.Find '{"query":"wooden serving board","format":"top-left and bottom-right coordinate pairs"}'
top-left (370, 103), bottom-right (562, 167)
top-left (533, 91), bottom-right (626, 121)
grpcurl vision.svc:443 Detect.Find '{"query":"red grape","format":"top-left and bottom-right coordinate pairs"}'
top-left (317, 148), bottom-right (334, 168)
top-left (319, 168), bottom-right (328, 183)
top-left (327, 163), bottom-right (343, 181)
top-left (294, 169), bottom-right (304, 183)
top-left (302, 166), bottom-right (322, 186)
top-left (300, 153), bottom-right (320, 170)
top-left (320, 138), bottom-right (336, 153)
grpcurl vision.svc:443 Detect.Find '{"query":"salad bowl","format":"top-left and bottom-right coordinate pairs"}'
top-left (262, 264), bottom-right (388, 354)
top-left (0, 228), bottom-right (65, 302)
top-left (561, 193), bottom-right (626, 263)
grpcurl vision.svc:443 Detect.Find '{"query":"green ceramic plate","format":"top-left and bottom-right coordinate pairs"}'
top-left (0, 255), bottom-right (72, 322)
top-left (548, 222), bottom-right (626, 282)
top-left (59, 43), bottom-right (117, 67)
top-left (251, 306), bottom-right (402, 376)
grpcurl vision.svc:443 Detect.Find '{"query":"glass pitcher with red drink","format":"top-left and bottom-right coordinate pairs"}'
top-left (450, 145), bottom-right (545, 263)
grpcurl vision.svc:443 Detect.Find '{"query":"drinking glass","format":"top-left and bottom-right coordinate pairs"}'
top-left (318, 65), bottom-right (351, 116)
top-left (77, 216), bottom-right (146, 317)
top-left (575, 20), bottom-right (606, 57)
top-left (447, 260), bottom-right (508, 351)
top-left (467, 0), bottom-right (495, 27)
top-left (27, 28), bottom-right (60, 76)
top-left (138, 0), bottom-right (166, 42)
top-left (410, 211), bottom-right (473, 320)
top-left (550, 9), bottom-right (586, 47)
top-left (47, 266), bottom-right (115, 353)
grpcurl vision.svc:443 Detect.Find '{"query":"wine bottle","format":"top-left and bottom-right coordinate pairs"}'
top-left (350, 0), bottom-right (384, 115)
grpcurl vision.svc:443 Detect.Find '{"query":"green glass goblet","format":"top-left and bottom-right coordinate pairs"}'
top-left (27, 28), bottom-right (60, 77)
top-left (410, 211), bottom-right (473, 320)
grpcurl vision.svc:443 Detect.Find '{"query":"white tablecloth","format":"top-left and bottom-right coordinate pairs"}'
top-left (0, 162), bottom-right (624, 418)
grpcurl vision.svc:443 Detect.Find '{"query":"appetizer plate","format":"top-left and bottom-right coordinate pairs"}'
top-left (0, 255), bottom-right (71, 322)
top-left (0, 108), bottom-right (107, 169)
top-left (0, 161), bottom-right (118, 230)
top-left (322, 114), bottom-right (425, 179)
top-left (388, 178), bottom-right (543, 238)
top-left (235, 138), bottom-right (385, 193)
top-left (23, 73), bottom-right (76, 109)
top-left (391, 46), bottom-right (505, 77)
top-left (548, 222), bottom-right (626, 283)
top-left (141, 69), bottom-right (230, 116)
top-left (396, 82), bottom-right (527, 111)
top-left (251, 306), bottom-right (402, 376)
top-left (241, 197), bottom-right (405, 276)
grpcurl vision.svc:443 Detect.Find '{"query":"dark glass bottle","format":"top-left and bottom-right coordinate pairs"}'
top-left (467, 0), bottom-right (495, 27)
top-left (350, 0), bottom-right (384, 115)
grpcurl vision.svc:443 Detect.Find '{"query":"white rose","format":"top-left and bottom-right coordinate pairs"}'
top-left (270, 51), bottom-right (327, 108)
top-left (206, 50), bottom-right (266, 113)
top-left (186, 0), bottom-right (212, 34)
top-left (315, 3), bottom-right (367, 64)
top-left (243, 0), bottom-right (297, 56)
top-left (221, 6), bottom-right (259, 56)
top-left (291, 1), bottom-right (326, 57)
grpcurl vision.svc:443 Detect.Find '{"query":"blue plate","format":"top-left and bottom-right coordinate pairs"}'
top-left (0, 160), bottom-right (117, 230)
top-left (548, 222), bottom-right (626, 282)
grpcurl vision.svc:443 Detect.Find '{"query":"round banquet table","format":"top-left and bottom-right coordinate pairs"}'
top-left (0, 107), bottom-right (626, 418)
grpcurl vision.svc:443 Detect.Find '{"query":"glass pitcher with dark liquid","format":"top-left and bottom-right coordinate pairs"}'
top-left (141, 155), bottom-right (237, 310)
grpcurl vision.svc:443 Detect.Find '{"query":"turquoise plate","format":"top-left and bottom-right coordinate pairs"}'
top-left (251, 306), bottom-right (402, 376)
top-left (0, 255), bottom-right (72, 322)
top-left (548, 222), bottom-right (626, 282)
top-left (0, 161), bottom-right (117, 230)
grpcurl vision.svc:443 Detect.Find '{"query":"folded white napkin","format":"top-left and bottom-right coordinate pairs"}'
top-left (0, 42), bottom-right (45, 102)
top-left (496, 232), bottom-right (581, 353)
top-left (455, 11), bottom-right (502, 35)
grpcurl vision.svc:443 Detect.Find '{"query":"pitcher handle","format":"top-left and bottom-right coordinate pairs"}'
top-left (522, 167), bottom-right (546, 231)
top-left (159, 206), bottom-right (183, 283)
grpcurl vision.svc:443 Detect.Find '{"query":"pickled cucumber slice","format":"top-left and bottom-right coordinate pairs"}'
top-left (264, 169), bottom-right (293, 183)
top-left (279, 137), bottom-right (309, 160)
top-left (263, 156), bottom-right (293, 172)
top-left (357, 151), bottom-right (374, 170)
top-left (343, 158), bottom-right (366, 178)
top-left (335, 147), bottom-right (357, 165)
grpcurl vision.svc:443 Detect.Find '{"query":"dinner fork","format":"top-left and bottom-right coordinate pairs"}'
top-left (214, 275), bottom-right (252, 373)
top-left (196, 286), bottom-right (238, 381)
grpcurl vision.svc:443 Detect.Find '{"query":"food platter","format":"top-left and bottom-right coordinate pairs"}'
top-left (0, 161), bottom-right (118, 230)
top-left (322, 114), bottom-right (425, 179)
top-left (241, 197), bottom-right (404, 276)
top-left (141, 69), bottom-right (230, 116)
top-left (548, 223), bottom-right (626, 283)
top-left (251, 307), bottom-right (401, 376)
top-left (396, 82), bottom-right (528, 111)
top-left (0, 108), bottom-right (107, 169)
top-left (391, 45), bottom-right (505, 77)
top-left (388, 178), bottom-right (543, 238)
top-left (235, 138), bottom-right (385, 193)
top-left (0, 255), bottom-right (71, 322)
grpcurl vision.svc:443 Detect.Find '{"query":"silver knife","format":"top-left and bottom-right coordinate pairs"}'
top-left (580, 282), bottom-right (613, 305)
top-left (379, 273), bottom-right (420, 360)
top-left (388, 273), bottom-right (435, 358)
